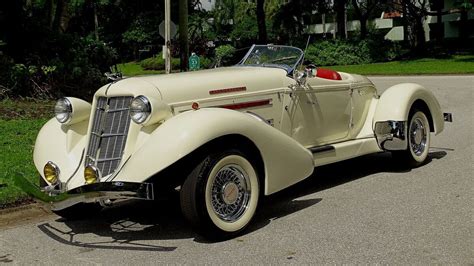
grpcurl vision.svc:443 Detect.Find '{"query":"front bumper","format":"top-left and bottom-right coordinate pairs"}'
top-left (13, 173), bottom-right (154, 211)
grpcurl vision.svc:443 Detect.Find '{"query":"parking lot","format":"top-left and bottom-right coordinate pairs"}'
top-left (0, 75), bottom-right (472, 264)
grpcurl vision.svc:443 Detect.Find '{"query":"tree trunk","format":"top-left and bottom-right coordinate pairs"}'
top-left (93, 0), bottom-right (99, 40)
top-left (360, 16), bottom-right (368, 39)
top-left (334, 0), bottom-right (346, 39)
top-left (179, 0), bottom-right (189, 71)
top-left (414, 17), bottom-right (426, 54)
top-left (45, 0), bottom-right (55, 29)
top-left (402, 0), bottom-right (409, 43)
top-left (435, 0), bottom-right (443, 43)
top-left (53, 0), bottom-right (71, 33)
top-left (459, 9), bottom-right (468, 40)
top-left (256, 0), bottom-right (267, 44)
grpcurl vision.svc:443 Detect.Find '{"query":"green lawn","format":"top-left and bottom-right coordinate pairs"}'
top-left (326, 55), bottom-right (474, 75)
top-left (0, 119), bottom-right (48, 207)
top-left (0, 100), bottom-right (52, 207)
top-left (117, 62), bottom-right (165, 76)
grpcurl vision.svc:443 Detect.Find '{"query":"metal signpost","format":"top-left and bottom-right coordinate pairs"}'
top-left (164, 0), bottom-right (171, 74)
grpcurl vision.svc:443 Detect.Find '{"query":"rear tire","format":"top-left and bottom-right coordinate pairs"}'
top-left (180, 149), bottom-right (260, 240)
top-left (392, 109), bottom-right (431, 167)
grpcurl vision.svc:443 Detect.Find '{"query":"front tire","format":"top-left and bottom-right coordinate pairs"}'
top-left (180, 149), bottom-right (260, 239)
top-left (392, 109), bottom-right (431, 167)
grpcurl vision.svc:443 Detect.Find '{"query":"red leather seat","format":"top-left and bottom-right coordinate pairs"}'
top-left (316, 68), bottom-right (342, 80)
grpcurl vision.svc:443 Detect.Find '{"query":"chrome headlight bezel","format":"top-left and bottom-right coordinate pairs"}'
top-left (43, 161), bottom-right (60, 185)
top-left (54, 98), bottom-right (73, 123)
top-left (130, 95), bottom-right (152, 124)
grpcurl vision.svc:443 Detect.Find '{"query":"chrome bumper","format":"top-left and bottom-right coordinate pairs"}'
top-left (51, 182), bottom-right (154, 211)
top-left (374, 121), bottom-right (407, 151)
top-left (13, 173), bottom-right (154, 211)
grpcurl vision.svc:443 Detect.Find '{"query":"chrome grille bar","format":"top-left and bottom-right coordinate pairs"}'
top-left (85, 96), bottom-right (133, 177)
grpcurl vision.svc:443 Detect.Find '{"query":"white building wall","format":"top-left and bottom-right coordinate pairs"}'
top-left (200, 0), bottom-right (216, 11)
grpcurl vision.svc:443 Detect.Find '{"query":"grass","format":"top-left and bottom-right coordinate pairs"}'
top-left (0, 119), bottom-right (48, 207)
top-left (117, 62), bottom-right (165, 76)
top-left (326, 55), bottom-right (474, 75)
top-left (0, 99), bottom-right (53, 207)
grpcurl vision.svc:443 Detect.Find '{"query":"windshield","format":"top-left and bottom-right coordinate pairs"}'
top-left (239, 45), bottom-right (304, 74)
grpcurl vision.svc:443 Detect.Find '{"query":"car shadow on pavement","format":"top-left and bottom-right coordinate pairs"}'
top-left (36, 150), bottom-right (448, 248)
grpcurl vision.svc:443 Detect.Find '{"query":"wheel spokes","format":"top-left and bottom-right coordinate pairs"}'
top-left (210, 164), bottom-right (251, 222)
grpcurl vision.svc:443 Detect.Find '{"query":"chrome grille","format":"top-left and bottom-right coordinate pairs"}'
top-left (85, 96), bottom-right (133, 177)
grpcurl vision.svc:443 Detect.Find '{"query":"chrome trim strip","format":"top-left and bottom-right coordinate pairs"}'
top-left (374, 121), bottom-right (407, 151)
top-left (64, 149), bottom-right (85, 190)
top-left (97, 157), bottom-right (122, 163)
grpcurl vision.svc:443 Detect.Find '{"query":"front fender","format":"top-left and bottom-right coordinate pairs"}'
top-left (33, 118), bottom-right (88, 184)
top-left (114, 108), bottom-right (314, 195)
top-left (373, 83), bottom-right (444, 134)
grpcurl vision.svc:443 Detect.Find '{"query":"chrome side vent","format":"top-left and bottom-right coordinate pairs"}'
top-left (85, 96), bottom-right (133, 177)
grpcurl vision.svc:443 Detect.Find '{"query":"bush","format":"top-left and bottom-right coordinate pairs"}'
top-left (140, 54), bottom-right (182, 71)
top-left (200, 56), bottom-right (212, 69)
top-left (305, 38), bottom-right (402, 67)
top-left (305, 40), bottom-right (371, 66)
top-left (0, 35), bottom-right (118, 100)
top-left (215, 45), bottom-right (236, 67)
top-left (141, 54), bottom-right (214, 70)
top-left (141, 56), bottom-right (165, 70)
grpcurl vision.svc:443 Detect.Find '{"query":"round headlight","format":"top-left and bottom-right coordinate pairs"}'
top-left (55, 98), bottom-right (72, 123)
top-left (44, 161), bottom-right (60, 184)
top-left (130, 96), bottom-right (151, 124)
top-left (84, 165), bottom-right (100, 185)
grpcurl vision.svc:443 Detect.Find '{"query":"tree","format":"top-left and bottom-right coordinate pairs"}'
top-left (351, 0), bottom-right (378, 39)
top-left (179, 0), bottom-right (189, 71)
top-left (272, 0), bottom-right (326, 45)
top-left (256, 0), bottom-right (267, 43)
top-left (334, 0), bottom-right (348, 39)
top-left (389, 0), bottom-right (430, 54)
top-left (454, 0), bottom-right (473, 41)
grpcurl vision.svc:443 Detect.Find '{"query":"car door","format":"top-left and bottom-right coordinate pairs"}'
top-left (280, 82), bottom-right (352, 147)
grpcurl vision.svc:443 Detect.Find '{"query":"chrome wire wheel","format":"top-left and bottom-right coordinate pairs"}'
top-left (210, 164), bottom-right (251, 222)
top-left (409, 117), bottom-right (427, 156)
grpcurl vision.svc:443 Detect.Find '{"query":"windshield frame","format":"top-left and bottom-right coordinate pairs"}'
top-left (238, 44), bottom-right (304, 75)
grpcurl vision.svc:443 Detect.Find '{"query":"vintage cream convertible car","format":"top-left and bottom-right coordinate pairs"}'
top-left (33, 45), bottom-right (451, 238)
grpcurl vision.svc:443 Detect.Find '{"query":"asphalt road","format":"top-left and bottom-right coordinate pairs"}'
top-left (1, 75), bottom-right (473, 264)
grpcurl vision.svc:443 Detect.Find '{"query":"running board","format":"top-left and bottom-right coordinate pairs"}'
top-left (308, 145), bottom-right (335, 154)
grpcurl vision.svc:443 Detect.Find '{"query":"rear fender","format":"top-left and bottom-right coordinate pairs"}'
top-left (113, 108), bottom-right (314, 195)
top-left (373, 83), bottom-right (444, 134)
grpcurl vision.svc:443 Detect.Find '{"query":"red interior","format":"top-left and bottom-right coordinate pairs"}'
top-left (316, 68), bottom-right (342, 80)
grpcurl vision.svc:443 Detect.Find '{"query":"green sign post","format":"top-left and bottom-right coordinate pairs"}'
top-left (189, 53), bottom-right (200, 71)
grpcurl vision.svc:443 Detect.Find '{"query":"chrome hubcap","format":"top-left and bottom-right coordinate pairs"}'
top-left (211, 164), bottom-right (250, 222)
top-left (410, 117), bottom-right (427, 156)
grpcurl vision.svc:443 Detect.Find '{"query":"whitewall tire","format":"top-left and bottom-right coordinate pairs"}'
top-left (180, 149), bottom-right (260, 239)
top-left (393, 109), bottom-right (431, 167)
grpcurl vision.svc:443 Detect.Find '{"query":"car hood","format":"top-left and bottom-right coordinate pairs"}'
top-left (132, 66), bottom-right (291, 104)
